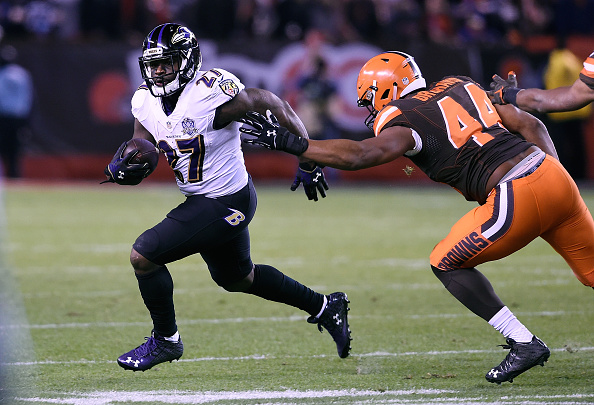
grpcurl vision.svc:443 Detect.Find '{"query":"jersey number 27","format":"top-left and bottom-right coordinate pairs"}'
top-left (158, 135), bottom-right (205, 183)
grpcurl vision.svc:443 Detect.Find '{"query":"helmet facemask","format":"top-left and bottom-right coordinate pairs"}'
top-left (357, 80), bottom-right (386, 130)
top-left (140, 52), bottom-right (179, 97)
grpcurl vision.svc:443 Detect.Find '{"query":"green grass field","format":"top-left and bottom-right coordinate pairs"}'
top-left (1, 181), bottom-right (593, 404)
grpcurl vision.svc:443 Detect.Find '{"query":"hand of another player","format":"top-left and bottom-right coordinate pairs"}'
top-left (291, 163), bottom-right (329, 202)
top-left (239, 110), bottom-right (309, 156)
top-left (488, 71), bottom-right (519, 105)
top-left (102, 141), bottom-right (151, 185)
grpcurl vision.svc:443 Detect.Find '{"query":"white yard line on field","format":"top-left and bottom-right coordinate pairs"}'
top-left (14, 389), bottom-right (594, 405)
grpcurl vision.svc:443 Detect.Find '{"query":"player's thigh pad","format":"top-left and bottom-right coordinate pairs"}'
top-left (133, 179), bottom-right (257, 265)
top-left (539, 158), bottom-right (594, 286)
top-left (430, 156), bottom-right (589, 272)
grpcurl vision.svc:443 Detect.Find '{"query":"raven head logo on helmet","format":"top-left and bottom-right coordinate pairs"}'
top-left (139, 23), bottom-right (202, 97)
top-left (356, 51), bottom-right (426, 130)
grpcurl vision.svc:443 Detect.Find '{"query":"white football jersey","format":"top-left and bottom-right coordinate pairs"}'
top-left (131, 68), bottom-right (249, 197)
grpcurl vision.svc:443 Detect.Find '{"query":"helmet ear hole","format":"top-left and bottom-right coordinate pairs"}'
top-left (380, 89), bottom-right (391, 100)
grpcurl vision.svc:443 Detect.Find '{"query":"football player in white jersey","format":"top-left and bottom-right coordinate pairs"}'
top-left (103, 23), bottom-right (350, 371)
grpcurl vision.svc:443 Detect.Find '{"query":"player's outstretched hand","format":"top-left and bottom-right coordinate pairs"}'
top-left (101, 141), bottom-right (150, 185)
top-left (488, 71), bottom-right (519, 105)
top-left (239, 110), bottom-right (309, 156)
top-left (291, 163), bottom-right (329, 202)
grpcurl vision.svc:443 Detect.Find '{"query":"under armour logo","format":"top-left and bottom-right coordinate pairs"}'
top-left (122, 357), bottom-right (141, 368)
top-left (487, 369), bottom-right (499, 378)
top-left (313, 172), bottom-right (321, 182)
top-left (332, 313), bottom-right (342, 326)
top-left (267, 129), bottom-right (276, 137)
top-left (118, 171), bottom-right (125, 179)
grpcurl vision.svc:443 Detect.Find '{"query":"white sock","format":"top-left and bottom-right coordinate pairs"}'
top-left (313, 295), bottom-right (328, 319)
top-left (164, 331), bottom-right (180, 342)
top-left (488, 306), bottom-right (533, 343)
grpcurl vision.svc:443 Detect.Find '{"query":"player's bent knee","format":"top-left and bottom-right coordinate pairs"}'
top-left (130, 248), bottom-right (159, 273)
top-left (576, 270), bottom-right (594, 288)
top-left (220, 270), bottom-right (254, 292)
top-left (431, 265), bottom-right (452, 287)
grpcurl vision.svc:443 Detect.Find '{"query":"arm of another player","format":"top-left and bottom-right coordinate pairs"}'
top-left (513, 78), bottom-right (594, 114)
top-left (303, 126), bottom-right (415, 170)
top-left (240, 110), bottom-right (415, 170)
top-left (490, 73), bottom-right (594, 114)
top-left (495, 104), bottom-right (559, 160)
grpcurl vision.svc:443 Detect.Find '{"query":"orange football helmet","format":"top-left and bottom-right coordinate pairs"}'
top-left (357, 51), bottom-right (426, 129)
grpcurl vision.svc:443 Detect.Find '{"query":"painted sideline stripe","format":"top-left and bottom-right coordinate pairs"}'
top-left (3, 346), bottom-right (593, 367)
top-left (17, 389), bottom-right (454, 405)
top-left (14, 389), bottom-right (594, 405)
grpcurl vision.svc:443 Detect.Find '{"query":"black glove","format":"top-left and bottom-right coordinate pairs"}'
top-left (239, 110), bottom-right (309, 156)
top-left (101, 141), bottom-right (151, 185)
top-left (291, 163), bottom-right (329, 201)
top-left (488, 71), bottom-right (522, 106)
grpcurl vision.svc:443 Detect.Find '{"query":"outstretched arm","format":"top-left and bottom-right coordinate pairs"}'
top-left (490, 72), bottom-right (594, 114)
top-left (514, 78), bottom-right (594, 114)
top-left (240, 110), bottom-right (415, 170)
top-left (303, 126), bottom-right (415, 170)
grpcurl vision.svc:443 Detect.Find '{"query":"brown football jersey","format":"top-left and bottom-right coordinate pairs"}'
top-left (374, 76), bottom-right (532, 204)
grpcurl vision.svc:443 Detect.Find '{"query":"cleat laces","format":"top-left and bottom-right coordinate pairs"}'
top-left (135, 336), bottom-right (159, 358)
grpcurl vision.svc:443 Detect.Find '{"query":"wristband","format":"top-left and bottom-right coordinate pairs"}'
top-left (278, 131), bottom-right (309, 156)
top-left (503, 87), bottom-right (522, 107)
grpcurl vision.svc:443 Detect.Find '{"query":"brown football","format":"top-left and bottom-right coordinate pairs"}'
top-left (124, 138), bottom-right (159, 174)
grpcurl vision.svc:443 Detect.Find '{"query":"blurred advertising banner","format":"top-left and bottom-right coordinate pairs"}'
top-left (15, 39), bottom-right (474, 154)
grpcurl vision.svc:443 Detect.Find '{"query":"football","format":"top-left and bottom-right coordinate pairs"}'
top-left (124, 138), bottom-right (159, 175)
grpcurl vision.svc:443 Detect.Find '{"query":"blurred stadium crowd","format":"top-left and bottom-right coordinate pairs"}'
top-left (0, 0), bottom-right (593, 46)
top-left (0, 0), bottom-right (593, 182)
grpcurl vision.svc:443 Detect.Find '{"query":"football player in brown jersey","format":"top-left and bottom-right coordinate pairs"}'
top-left (240, 51), bottom-right (594, 384)
top-left (489, 51), bottom-right (594, 113)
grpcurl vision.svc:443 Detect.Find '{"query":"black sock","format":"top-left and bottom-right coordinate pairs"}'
top-left (431, 265), bottom-right (504, 321)
top-left (135, 266), bottom-right (177, 337)
top-left (247, 264), bottom-right (324, 316)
